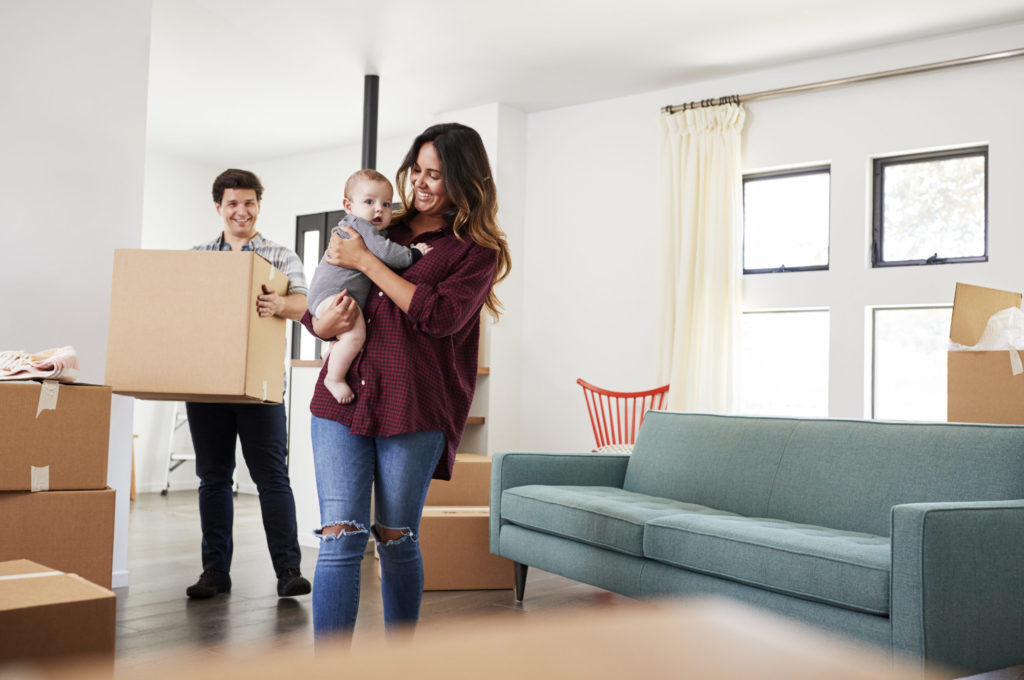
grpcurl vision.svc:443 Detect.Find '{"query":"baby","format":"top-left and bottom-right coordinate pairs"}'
top-left (307, 169), bottom-right (430, 403)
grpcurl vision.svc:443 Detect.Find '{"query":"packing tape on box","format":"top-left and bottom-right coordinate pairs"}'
top-left (30, 466), bottom-right (50, 492)
top-left (262, 380), bottom-right (267, 401)
top-left (269, 268), bottom-right (275, 280)
top-left (36, 380), bottom-right (59, 417)
top-left (0, 571), bottom-right (63, 582)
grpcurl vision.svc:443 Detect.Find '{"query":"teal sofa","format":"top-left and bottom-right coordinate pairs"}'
top-left (490, 412), bottom-right (1024, 674)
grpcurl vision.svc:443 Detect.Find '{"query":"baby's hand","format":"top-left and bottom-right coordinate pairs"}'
top-left (413, 243), bottom-right (433, 256)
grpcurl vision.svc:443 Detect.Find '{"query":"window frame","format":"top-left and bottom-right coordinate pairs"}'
top-left (869, 304), bottom-right (952, 421)
top-left (742, 164), bottom-right (831, 275)
top-left (871, 145), bottom-right (989, 268)
top-left (292, 210), bottom-right (346, 359)
top-left (737, 307), bottom-right (831, 417)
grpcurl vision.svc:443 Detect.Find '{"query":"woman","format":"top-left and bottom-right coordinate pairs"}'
top-left (302, 122), bottom-right (511, 637)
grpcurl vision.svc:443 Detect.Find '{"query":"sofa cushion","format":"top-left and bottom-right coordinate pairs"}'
top-left (501, 485), bottom-right (738, 556)
top-left (645, 513), bottom-right (891, 615)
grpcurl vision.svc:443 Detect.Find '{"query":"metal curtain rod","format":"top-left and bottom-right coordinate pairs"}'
top-left (661, 47), bottom-right (1024, 114)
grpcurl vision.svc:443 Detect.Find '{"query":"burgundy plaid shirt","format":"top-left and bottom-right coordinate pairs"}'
top-left (302, 221), bottom-right (498, 480)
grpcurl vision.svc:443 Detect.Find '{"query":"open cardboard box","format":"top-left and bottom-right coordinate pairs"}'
top-left (947, 282), bottom-right (1024, 424)
top-left (0, 559), bottom-right (115, 668)
top-left (105, 249), bottom-right (289, 403)
top-left (0, 382), bottom-right (110, 491)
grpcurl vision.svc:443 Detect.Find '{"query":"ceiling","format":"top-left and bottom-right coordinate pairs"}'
top-left (146, 0), bottom-right (1024, 165)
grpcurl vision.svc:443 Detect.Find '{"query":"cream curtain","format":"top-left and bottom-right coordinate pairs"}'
top-left (657, 104), bottom-right (746, 412)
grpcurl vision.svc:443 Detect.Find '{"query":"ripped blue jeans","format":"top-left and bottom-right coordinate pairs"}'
top-left (310, 416), bottom-right (445, 638)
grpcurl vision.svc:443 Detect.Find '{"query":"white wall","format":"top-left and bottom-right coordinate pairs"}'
top-left (520, 21), bottom-right (1024, 452)
top-left (0, 1), bottom-right (152, 588)
top-left (138, 20), bottom-right (1024, 481)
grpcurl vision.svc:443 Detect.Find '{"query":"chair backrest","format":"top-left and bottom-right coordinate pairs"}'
top-left (577, 378), bottom-right (670, 452)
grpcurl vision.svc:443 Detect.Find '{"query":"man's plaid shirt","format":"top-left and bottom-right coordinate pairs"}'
top-left (193, 232), bottom-right (308, 295)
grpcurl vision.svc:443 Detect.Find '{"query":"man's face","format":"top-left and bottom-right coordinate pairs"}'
top-left (216, 188), bottom-right (260, 240)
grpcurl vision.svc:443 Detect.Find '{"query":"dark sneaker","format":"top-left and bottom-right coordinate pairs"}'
top-left (277, 567), bottom-right (311, 597)
top-left (186, 569), bottom-right (231, 599)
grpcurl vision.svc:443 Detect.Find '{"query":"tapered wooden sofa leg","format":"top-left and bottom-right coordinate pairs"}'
top-left (514, 562), bottom-right (528, 602)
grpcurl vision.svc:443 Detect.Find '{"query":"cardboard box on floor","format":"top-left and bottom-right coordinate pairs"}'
top-left (105, 249), bottom-right (289, 403)
top-left (948, 282), bottom-right (1024, 424)
top-left (376, 456), bottom-right (509, 589)
top-left (0, 559), bottom-right (115, 669)
top-left (424, 453), bottom-right (491, 506)
top-left (420, 507), bottom-right (513, 591)
top-left (0, 489), bottom-right (115, 588)
top-left (0, 382), bottom-right (111, 492)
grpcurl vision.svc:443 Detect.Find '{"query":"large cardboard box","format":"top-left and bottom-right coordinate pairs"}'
top-left (0, 489), bottom-right (115, 588)
top-left (424, 453), bottom-right (491, 506)
top-left (105, 249), bottom-right (289, 403)
top-left (0, 559), bottom-right (115, 667)
top-left (947, 282), bottom-right (1024, 424)
top-left (419, 507), bottom-right (513, 591)
top-left (0, 382), bottom-right (111, 492)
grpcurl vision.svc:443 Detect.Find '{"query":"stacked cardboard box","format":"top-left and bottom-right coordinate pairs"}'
top-left (105, 249), bottom-right (289, 403)
top-left (0, 382), bottom-right (115, 588)
top-left (0, 559), bottom-right (116, 668)
top-left (420, 453), bottom-right (513, 591)
top-left (947, 282), bottom-right (1024, 424)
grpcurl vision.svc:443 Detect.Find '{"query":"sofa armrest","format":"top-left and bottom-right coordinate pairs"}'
top-left (489, 451), bottom-right (630, 554)
top-left (891, 499), bottom-right (1024, 673)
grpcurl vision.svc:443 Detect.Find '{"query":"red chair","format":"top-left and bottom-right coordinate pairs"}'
top-left (576, 378), bottom-right (670, 453)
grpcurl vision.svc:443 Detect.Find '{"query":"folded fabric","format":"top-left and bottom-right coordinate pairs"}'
top-left (0, 346), bottom-right (79, 382)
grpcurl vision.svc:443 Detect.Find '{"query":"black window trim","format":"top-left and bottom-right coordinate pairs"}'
top-left (742, 164), bottom-right (831, 275)
top-left (292, 210), bottom-right (345, 360)
top-left (871, 145), bottom-right (989, 268)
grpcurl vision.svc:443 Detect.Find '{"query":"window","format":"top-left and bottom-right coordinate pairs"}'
top-left (293, 210), bottom-right (346, 360)
top-left (872, 306), bottom-right (952, 421)
top-left (738, 310), bottom-right (829, 417)
top-left (742, 166), bottom-right (830, 274)
top-left (872, 146), bottom-right (987, 267)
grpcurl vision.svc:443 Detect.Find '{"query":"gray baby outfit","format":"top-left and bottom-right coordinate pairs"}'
top-left (307, 213), bottom-right (424, 314)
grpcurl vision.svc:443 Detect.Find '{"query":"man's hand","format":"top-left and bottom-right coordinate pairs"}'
top-left (258, 284), bottom-right (286, 318)
top-left (312, 290), bottom-right (360, 338)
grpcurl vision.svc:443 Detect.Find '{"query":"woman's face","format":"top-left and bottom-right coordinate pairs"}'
top-left (409, 142), bottom-right (452, 217)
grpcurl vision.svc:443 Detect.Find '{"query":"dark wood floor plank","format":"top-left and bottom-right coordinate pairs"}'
top-left (116, 491), bottom-right (612, 671)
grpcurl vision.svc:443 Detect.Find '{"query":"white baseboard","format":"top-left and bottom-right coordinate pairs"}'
top-left (112, 569), bottom-right (130, 589)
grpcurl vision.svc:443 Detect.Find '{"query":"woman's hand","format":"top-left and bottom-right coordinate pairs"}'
top-left (312, 290), bottom-right (360, 338)
top-left (325, 226), bottom-right (371, 271)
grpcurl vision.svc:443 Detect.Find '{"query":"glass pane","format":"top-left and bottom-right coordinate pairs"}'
top-left (299, 230), bottom-right (322, 361)
top-left (739, 311), bottom-right (829, 416)
top-left (743, 171), bottom-right (829, 271)
top-left (302, 230), bottom-right (321, 284)
top-left (873, 307), bottom-right (952, 421)
top-left (881, 155), bottom-right (985, 261)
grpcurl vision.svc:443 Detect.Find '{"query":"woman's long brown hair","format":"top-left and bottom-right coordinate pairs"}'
top-left (394, 123), bottom-right (511, 320)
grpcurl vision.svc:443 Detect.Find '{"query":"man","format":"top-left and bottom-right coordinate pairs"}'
top-left (184, 168), bottom-right (311, 599)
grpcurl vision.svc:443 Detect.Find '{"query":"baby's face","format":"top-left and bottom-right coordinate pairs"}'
top-left (345, 179), bottom-right (394, 230)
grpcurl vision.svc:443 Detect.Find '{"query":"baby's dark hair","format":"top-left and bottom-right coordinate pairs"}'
top-left (212, 168), bottom-right (264, 204)
top-left (344, 169), bottom-right (392, 199)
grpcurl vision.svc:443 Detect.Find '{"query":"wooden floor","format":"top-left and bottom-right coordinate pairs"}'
top-left (115, 491), bottom-right (616, 672)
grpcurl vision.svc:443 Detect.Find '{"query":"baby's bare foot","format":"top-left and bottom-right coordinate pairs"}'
top-left (324, 377), bottom-right (355, 404)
